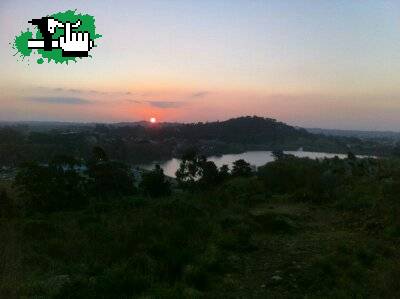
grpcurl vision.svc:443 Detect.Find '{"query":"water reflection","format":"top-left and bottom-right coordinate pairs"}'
top-left (140, 151), bottom-right (357, 178)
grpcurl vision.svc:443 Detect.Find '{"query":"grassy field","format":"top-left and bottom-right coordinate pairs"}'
top-left (1, 172), bottom-right (399, 298)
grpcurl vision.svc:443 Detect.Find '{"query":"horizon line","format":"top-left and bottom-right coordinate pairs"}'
top-left (1, 117), bottom-right (400, 134)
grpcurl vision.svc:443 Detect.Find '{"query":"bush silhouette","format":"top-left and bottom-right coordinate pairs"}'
top-left (232, 159), bottom-right (252, 177)
top-left (140, 165), bottom-right (171, 197)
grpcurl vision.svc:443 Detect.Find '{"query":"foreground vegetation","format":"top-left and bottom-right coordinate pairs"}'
top-left (0, 150), bottom-right (400, 298)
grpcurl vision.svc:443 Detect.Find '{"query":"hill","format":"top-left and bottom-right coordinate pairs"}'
top-left (0, 116), bottom-right (394, 167)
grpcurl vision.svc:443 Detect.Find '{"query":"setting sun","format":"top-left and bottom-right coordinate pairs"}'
top-left (150, 117), bottom-right (157, 123)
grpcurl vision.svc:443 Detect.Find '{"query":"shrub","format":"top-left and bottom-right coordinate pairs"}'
top-left (175, 149), bottom-right (205, 188)
top-left (0, 188), bottom-right (15, 217)
top-left (231, 159), bottom-right (252, 177)
top-left (140, 165), bottom-right (171, 197)
top-left (257, 156), bottom-right (333, 202)
top-left (15, 162), bottom-right (88, 212)
top-left (87, 161), bottom-right (136, 197)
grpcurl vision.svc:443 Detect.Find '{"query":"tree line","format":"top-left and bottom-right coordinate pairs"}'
top-left (2, 146), bottom-right (257, 213)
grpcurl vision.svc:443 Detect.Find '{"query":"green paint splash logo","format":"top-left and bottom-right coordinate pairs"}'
top-left (11, 10), bottom-right (102, 65)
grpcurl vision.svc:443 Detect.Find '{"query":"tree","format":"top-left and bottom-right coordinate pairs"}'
top-left (257, 157), bottom-right (326, 201)
top-left (176, 149), bottom-right (230, 188)
top-left (91, 146), bottom-right (109, 163)
top-left (199, 160), bottom-right (220, 187)
top-left (86, 146), bottom-right (135, 197)
top-left (347, 151), bottom-right (356, 160)
top-left (175, 149), bottom-right (205, 188)
top-left (272, 149), bottom-right (285, 160)
top-left (219, 164), bottom-right (231, 181)
top-left (231, 159), bottom-right (252, 177)
top-left (87, 161), bottom-right (135, 197)
top-left (14, 162), bottom-right (88, 212)
top-left (140, 165), bottom-right (171, 197)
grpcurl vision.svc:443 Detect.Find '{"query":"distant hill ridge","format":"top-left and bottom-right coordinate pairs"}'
top-left (166, 116), bottom-right (312, 144)
top-left (0, 116), bottom-right (394, 166)
top-left (307, 128), bottom-right (400, 140)
top-left (1, 117), bottom-right (400, 141)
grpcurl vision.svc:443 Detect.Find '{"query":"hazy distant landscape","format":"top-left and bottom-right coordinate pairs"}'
top-left (307, 127), bottom-right (400, 141)
top-left (0, 116), bottom-right (397, 169)
top-left (2, 0), bottom-right (400, 298)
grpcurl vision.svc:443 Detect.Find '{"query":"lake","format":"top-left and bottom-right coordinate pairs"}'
top-left (140, 150), bottom-right (358, 178)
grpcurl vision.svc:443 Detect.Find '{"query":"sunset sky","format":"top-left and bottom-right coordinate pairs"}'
top-left (1, 0), bottom-right (400, 130)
